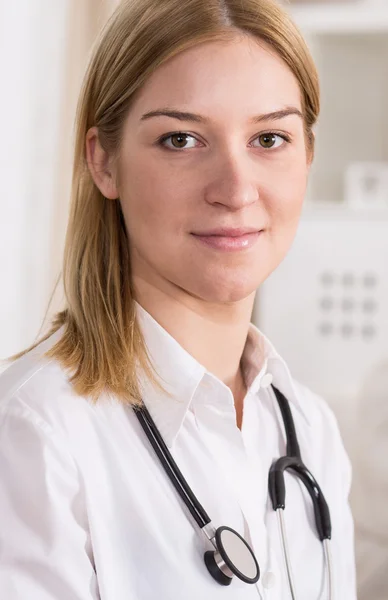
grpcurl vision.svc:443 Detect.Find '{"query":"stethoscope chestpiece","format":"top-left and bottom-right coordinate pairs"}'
top-left (204, 526), bottom-right (260, 586)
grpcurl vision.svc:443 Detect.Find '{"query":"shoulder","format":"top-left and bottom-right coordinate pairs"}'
top-left (292, 378), bottom-right (340, 431)
top-left (291, 378), bottom-right (352, 484)
top-left (0, 331), bottom-right (100, 440)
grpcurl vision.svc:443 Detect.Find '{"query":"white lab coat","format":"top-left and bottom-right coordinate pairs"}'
top-left (0, 302), bottom-right (357, 599)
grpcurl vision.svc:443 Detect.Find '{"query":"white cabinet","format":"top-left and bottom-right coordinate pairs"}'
top-left (257, 0), bottom-right (388, 391)
top-left (289, 1), bottom-right (388, 207)
top-left (290, 1), bottom-right (388, 35)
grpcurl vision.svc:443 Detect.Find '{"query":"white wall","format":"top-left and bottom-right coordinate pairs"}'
top-left (0, 0), bottom-right (69, 357)
top-left (0, 0), bottom-right (118, 360)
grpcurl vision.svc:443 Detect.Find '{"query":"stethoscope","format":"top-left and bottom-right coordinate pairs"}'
top-left (134, 384), bottom-right (334, 599)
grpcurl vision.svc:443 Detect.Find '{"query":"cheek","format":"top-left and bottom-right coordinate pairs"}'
top-left (118, 161), bottom-right (185, 245)
top-left (263, 160), bottom-right (308, 261)
top-left (267, 158), bottom-right (308, 224)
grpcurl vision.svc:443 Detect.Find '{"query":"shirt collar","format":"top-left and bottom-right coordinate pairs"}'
top-left (135, 301), bottom-right (311, 448)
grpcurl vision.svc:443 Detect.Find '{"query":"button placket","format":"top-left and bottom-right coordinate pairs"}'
top-left (194, 400), bottom-right (269, 568)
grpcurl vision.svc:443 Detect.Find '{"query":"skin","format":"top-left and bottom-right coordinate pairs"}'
top-left (86, 34), bottom-right (312, 429)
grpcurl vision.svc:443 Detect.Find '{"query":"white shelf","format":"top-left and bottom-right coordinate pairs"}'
top-left (302, 201), bottom-right (388, 221)
top-left (290, 3), bottom-right (388, 34)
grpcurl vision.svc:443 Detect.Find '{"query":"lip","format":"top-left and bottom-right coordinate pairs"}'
top-left (192, 227), bottom-right (261, 237)
top-left (191, 230), bottom-right (262, 252)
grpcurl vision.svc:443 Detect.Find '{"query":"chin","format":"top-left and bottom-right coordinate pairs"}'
top-left (186, 269), bottom-right (265, 304)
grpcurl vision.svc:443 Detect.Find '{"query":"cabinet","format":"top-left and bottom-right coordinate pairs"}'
top-left (290, 1), bottom-right (388, 206)
top-left (256, 1), bottom-right (388, 394)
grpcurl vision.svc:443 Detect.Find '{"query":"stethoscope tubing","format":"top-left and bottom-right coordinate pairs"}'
top-left (277, 509), bottom-right (298, 600)
top-left (273, 385), bottom-right (301, 459)
top-left (278, 509), bottom-right (334, 600)
top-left (135, 405), bottom-right (211, 528)
top-left (269, 386), bottom-right (332, 542)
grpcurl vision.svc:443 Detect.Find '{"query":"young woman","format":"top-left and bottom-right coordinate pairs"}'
top-left (0, 0), bottom-right (357, 598)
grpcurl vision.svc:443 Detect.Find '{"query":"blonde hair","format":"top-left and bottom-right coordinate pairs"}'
top-left (12, 0), bottom-right (320, 406)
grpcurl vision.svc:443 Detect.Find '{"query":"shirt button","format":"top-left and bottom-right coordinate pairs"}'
top-left (260, 373), bottom-right (273, 389)
top-left (262, 571), bottom-right (276, 589)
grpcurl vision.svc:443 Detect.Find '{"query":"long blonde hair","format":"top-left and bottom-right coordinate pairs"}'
top-left (12, 0), bottom-right (320, 406)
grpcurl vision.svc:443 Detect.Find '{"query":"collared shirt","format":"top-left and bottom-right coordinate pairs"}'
top-left (0, 302), bottom-right (357, 599)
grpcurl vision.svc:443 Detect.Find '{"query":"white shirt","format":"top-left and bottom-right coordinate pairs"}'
top-left (0, 302), bottom-right (357, 599)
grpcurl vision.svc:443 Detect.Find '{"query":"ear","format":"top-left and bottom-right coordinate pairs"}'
top-left (86, 127), bottom-right (119, 199)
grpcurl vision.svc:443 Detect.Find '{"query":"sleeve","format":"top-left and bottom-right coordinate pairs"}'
top-left (311, 390), bottom-right (358, 599)
top-left (335, 417), bottom-right (358, 600)
top-left (0, 399), bottom-right (100, 599)
top-left (295, 381), bottom-right (358, 598)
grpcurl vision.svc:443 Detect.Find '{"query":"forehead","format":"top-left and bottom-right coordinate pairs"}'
top-left (129, 36), bottom-right (302, 123)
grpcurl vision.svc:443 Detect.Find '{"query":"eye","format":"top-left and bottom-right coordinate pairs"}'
top-left (253, 132), bottom-right (289, 149)
top-left (157, 131), bottom-right (290, 151)
top-left (159, 132), bottom-right (199, 150)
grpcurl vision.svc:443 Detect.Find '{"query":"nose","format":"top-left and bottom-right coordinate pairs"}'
top-left (204, 150), bottom-right (259, 210)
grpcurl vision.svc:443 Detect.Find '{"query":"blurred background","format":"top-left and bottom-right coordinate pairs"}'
top-left (0, 0), bottom-right (387, 596)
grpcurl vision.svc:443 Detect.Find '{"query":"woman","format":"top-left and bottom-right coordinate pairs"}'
top-left (0, 0), bottom-right (356, 598)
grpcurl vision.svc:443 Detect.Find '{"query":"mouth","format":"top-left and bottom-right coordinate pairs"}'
top-left (191, 229), bottom-right (263, 252)
top-left (191, 227), bottom-right (261, 237)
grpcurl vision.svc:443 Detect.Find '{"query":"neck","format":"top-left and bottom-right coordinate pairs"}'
top-left (133, 275), bottom-right (254, 416)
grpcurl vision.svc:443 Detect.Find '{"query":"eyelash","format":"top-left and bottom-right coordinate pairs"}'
top-left (156, 130), bottom-right (292, 151)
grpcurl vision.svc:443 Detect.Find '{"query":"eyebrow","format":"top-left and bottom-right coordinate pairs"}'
top-left (140, 106), bottom-right (303, 124)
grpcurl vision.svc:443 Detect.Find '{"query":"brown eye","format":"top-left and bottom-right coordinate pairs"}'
top-left (258, 133), bottom-right (277, 148)
top-left (159, 133), bottom-right (198, 150)
top-left (170, 133), bottom-right (189, 148)
top-left (253, 132), bottom-right (287, 150)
